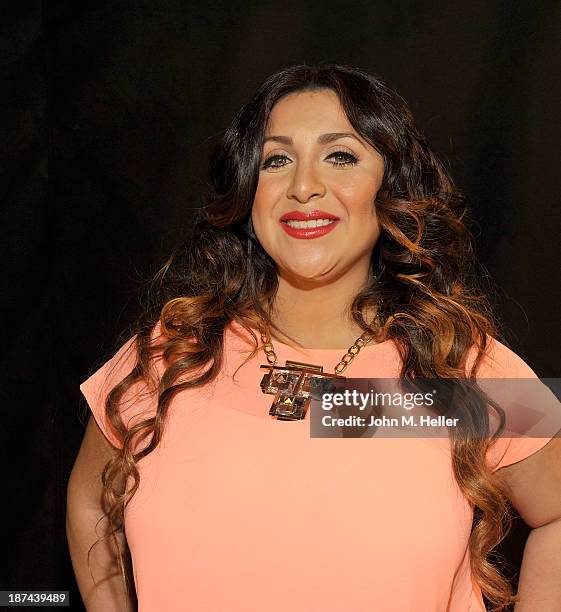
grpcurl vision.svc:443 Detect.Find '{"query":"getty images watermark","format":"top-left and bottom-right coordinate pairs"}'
top-left (320, 386), bottom-right (459, 428)
top-left (309, 378), bottom-right (561, 439)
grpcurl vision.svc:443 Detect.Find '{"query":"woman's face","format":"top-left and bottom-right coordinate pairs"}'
top-left (252, 88), bottom-right (384, 285)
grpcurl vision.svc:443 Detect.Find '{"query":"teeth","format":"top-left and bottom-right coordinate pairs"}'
top-left (284, 219), bottom-right (336, 229)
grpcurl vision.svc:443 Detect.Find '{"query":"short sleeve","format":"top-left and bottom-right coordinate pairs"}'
top-left (79, 322), bottom-right (164, 449)
top-left (470, 336), bottom-right (558, 472)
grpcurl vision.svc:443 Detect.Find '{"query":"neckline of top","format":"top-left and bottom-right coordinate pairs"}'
top-left (226, 319), bottom-right (394, 353)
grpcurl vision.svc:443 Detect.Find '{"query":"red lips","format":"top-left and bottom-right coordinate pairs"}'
top-left (279, 210), bottom-right (340, 222)
top-left (278, 213), bottom-right (340, 240)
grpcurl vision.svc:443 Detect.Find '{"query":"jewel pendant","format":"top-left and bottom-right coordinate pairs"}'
top-left (259, 360), bottom-right (347, 420)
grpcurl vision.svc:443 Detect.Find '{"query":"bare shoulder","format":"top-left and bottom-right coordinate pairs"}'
top-left (496, 433), bottom-right (561, 529)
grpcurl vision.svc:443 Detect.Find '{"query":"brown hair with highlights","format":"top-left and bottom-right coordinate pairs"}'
top-left (89, 63), bottom-right (518, 611)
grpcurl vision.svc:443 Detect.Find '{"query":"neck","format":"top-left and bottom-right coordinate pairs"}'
top-left (268, 264), bottom-right (377, 350)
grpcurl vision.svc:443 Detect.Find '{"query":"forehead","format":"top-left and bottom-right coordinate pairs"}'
top-left (265, 89), bottom-right (353, 134)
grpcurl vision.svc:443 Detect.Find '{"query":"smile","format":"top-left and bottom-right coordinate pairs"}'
top-left (280, 218), bottom-right (340, 239)
top-left (284, 219), bottom-right (335, 228)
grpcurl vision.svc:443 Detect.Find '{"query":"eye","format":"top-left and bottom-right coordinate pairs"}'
top-left (261, 154), bottom-right (289, 170)
top-left (261, 150), bottom-right (359, 171)
top-left (326, 150), bottom-right (359, 168)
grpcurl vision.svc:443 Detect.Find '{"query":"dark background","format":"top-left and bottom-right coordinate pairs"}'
top-left (2, 1), bottom-right (560, 610)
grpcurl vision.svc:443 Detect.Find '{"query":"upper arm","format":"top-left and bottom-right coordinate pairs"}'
top-left (496, 431), bottom-right (561, 529)
top-left (67, 416), bottom-right (122, 512)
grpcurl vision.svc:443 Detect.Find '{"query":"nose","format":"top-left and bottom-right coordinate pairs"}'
top-left (286, 160), bottom-right (326, 204)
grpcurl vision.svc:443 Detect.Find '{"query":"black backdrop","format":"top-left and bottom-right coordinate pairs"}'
top-left (3, 1), bottom-right (560, 610)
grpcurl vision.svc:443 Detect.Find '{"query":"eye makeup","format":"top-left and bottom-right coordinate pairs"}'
top-left (261, 150), bottom-right (359, 170)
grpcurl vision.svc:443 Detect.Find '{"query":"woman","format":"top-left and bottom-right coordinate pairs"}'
top-left (67, 64), bottom-right (561, 611)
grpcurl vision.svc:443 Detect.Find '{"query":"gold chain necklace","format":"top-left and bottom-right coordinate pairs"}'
top-left (258, 327), bottom-right (376, 421)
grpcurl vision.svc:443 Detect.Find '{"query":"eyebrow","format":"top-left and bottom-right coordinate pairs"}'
top-left (263, 132), bottom-right (364, 146)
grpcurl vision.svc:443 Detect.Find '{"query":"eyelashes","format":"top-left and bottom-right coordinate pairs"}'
top-left (261, 150), bottom-right (359, 170)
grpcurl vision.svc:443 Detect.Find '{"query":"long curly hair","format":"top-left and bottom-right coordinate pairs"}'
top-left (90, 63), bottom-right (518, 610)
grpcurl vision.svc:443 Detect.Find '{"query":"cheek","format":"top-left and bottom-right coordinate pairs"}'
top-left (252, 180), bottom-right (281, 224)
top-left (251, 180), bottom-right (282, 244)
top-left (335, 176), bottom-right (380, 219)
top-left (253, 174), bottom-right (282, 203)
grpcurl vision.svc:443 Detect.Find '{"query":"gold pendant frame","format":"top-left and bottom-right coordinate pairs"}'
top-left (259, 360), bottom-right (347, 421)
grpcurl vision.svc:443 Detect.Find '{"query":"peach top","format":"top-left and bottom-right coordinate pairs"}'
top-left (80, 320), bottom-right (554, 611)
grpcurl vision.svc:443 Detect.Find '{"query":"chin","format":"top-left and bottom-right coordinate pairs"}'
top-left (282, 265), bottom-right (338, 283)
